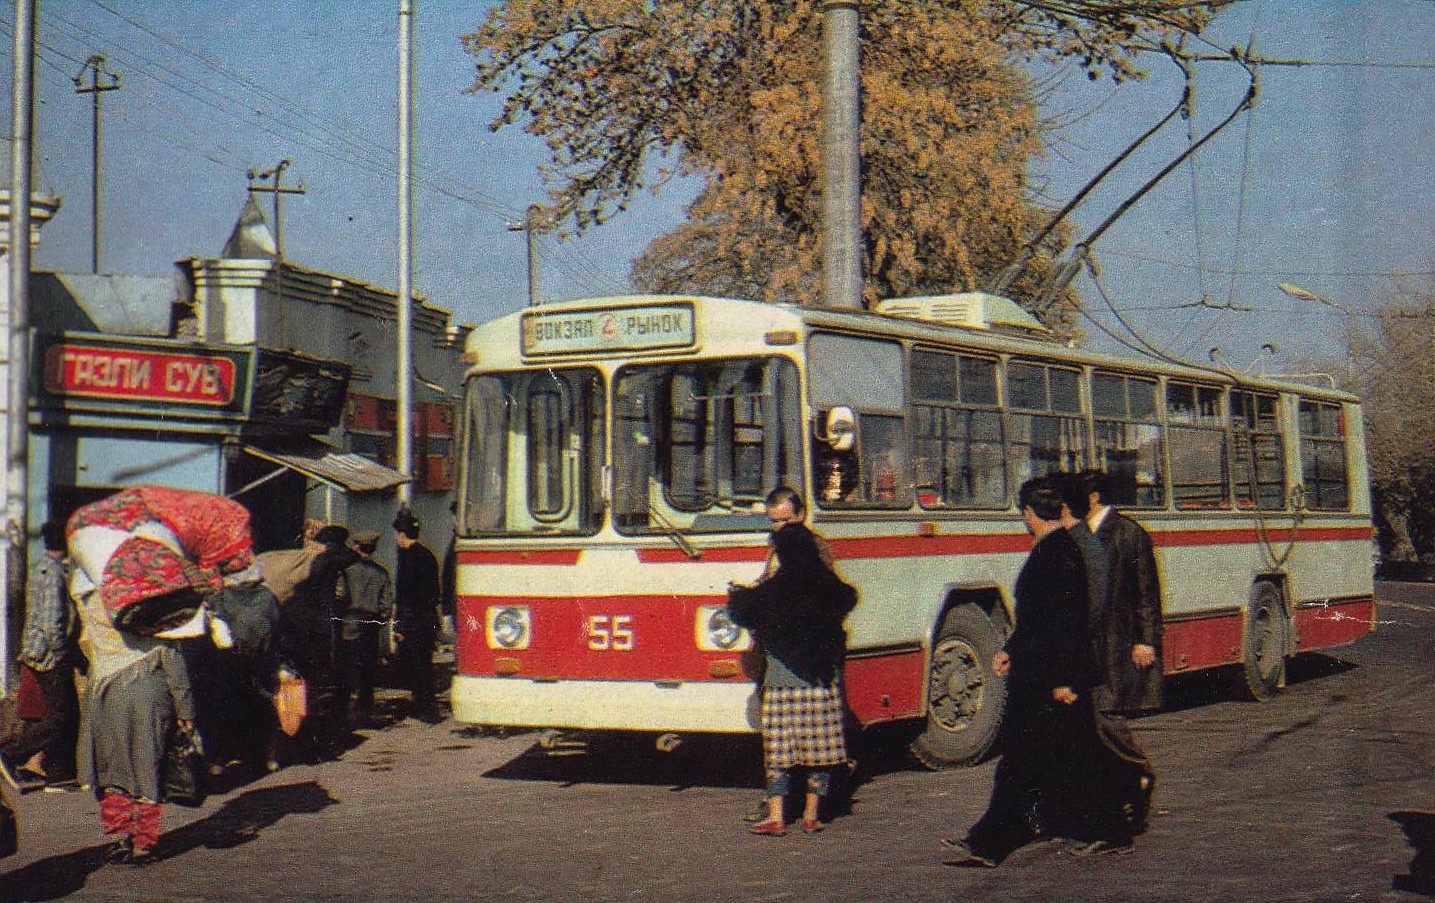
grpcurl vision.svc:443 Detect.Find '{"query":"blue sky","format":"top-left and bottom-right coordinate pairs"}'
top-left (11, 1), bottom-right (1435, 373)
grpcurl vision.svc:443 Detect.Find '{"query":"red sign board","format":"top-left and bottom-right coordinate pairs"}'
top-left (43, 343), bottom-right (239, 407)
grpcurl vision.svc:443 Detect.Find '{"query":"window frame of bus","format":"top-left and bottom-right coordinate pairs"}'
top-left (909, 346), bottom-right (1007, 509)
top-left (1298, 398), bottom-right (1350, 511)
top-left (1090, 370), bottom-right (1165, 508)
top-left (808, 333), bottom-right (913, 509)
top-left (611, 356), bottom-right (802, 534)
top-left (1166, 381), bottom-right (1232, 511)
top-left (1230, 388), bottom-right (1286, 511)
top-left (459, 368), bottom-right (606, 536)
top-left (1004, 358), bottom-right (1089, 489)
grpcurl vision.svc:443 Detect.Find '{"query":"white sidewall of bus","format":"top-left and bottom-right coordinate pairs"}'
top-left (451, 675), bottom-right (762, 733)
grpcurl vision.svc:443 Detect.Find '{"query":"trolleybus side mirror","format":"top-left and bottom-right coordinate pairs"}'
top-left (816, 406), bottom-right (857, 452)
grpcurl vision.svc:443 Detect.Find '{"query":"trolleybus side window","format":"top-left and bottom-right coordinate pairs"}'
top-left (612, 357), bottom-right (801, 533)
top-left (1091, 371), bottom-right (1164, 507)
top-left (459, 368), bottom-right (604, 535)
top-left (1231, 390), bottom-right (1286, 510)
top-left (910, 349), bottom-right (1006, 508)
top-left (1168, 382), bottom-right (1230, 509)
top-left (1005, 359), bottom-right (1087, 487)
top-left (809, 334), bottom-right (912, 508)
top-left (1299, 399), bottom-right (1349, 510)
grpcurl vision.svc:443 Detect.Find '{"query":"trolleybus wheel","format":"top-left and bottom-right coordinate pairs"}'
top-left (1239, 582), bottom-right (1288, 701)
top-left (910, 605), bottom-right (1006, 769)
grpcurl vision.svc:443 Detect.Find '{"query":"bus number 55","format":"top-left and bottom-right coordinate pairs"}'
top-left (587, 614), bottom-right (635, 651)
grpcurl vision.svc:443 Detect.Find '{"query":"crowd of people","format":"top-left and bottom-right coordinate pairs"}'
top-left (728, 471), bottom-right (1163, 859)
top-left (0, 487), bottom-right (446, 866)
top-left (1, 470), bottom-right (1162, 867)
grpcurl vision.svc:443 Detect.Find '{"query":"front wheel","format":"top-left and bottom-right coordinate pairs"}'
top-left (910, 605), bottom-right (1006, 769)
top-left (1239, 582), bottom-right (1289, 701)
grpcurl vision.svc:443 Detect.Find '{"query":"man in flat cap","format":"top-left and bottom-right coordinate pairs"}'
top-left (393, 509), bottom-right (441, 723)
top-left (336, 532), bottom-right (393, 728)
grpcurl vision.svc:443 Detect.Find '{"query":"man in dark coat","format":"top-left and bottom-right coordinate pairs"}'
top-left (393, 509), bottom-right (441, 723)
top-left (1081, 470), bottom-right (1164, 714)
top-left (944, 478), bottom-right (1132, 866)
top-left (336, 532), bottom-right (393, 727)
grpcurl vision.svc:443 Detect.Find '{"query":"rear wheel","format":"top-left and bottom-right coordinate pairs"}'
top-left (1239, 582), bottom-right (1288, 701)
top-left (910, 605), bottom-right (1006, 769)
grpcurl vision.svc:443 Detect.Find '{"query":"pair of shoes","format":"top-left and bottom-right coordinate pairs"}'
top-left (1071, 839), bottom-right (1134, 857)
top-left (940, 840), bottom-right (997, 868)
top-left (102, 837), bottom-right (133, 863)
top-left (801, 819), bottom-right (825, 834)
top-left (749, 818), bottom-right (787, 837)
top-left (127, 846), bottom-right (161, 866)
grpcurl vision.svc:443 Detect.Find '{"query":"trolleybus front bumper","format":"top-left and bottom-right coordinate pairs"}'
top-left (451, 675), bottom-right (762, 733)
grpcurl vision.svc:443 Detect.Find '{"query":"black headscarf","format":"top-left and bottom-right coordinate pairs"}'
top-left (727, 523), bottom-right (857, 685)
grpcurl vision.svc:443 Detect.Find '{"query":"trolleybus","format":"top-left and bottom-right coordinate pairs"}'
top-left (450, 292), bottom-right (1374, 766)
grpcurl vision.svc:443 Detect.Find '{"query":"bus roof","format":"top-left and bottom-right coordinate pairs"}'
top-left (465, 294), bottom-right (1359, 403)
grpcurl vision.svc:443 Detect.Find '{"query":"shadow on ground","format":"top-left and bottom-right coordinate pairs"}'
top-left (1157, 652), bottom-right (1356, 715)
top-left (1392, 810), bottom-right (1435, 895)
top-left (0, 781), bottom-right (337, 903)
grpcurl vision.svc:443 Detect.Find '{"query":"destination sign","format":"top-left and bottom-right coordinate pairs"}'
top-left (43, 343), bottom-right (240, 407)
top-left (522, 303), bottom-right (696, 356)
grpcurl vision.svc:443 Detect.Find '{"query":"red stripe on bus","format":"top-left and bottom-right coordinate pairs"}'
top-left (828, 532), bottom-right (1034, 559)
top-left (844, 651), bottom-right (926, 726)
top-left (637, 546), bottom-right (769, 564)
top-left (455, 593), bottom-right (753, 682)
top-left (1155, 525), bottom-right (1371, 547)
top-left (1293, 597), bottom-right (1375, 651)
top-left (457, 549), bottom-right (582, 566)
top-left (1163, 613), bottom-right (1244, 672)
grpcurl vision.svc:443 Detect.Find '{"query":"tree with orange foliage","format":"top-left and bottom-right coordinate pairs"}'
top-left (462, 1), bottom-right (1218, 317)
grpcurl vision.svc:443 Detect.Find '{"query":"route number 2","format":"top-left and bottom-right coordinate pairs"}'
top-left (587, 614), bottom-right (635, 651)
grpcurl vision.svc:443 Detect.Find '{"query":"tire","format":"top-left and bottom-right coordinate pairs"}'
top-left (1239, 582), bottom-right (1288, 701)
top-left (910, 605), bottom-right (1006, 769)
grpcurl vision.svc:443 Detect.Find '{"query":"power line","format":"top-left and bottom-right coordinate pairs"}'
top-left (1093, 247), bottom-right (1435, 280)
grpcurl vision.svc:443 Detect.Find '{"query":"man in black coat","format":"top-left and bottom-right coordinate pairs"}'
top-left (393, 509), bottom-right (441, 723)
top-left (1081, 470), bottom-right (1164, 714)
top-left (944, 478), bottom-right (1132, 866)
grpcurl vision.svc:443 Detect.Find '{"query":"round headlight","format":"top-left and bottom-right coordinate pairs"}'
top-left (492, 608), bottom-right (528, 648)
top-left (707, 608), bottom-right (742, 650)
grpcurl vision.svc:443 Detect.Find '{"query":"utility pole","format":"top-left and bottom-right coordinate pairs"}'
top-left (72, 53), bottom-right (120, 274)
top-left (505, 204), bottom-right (542, 306)
top-left (5, 0), bottom-right (37, 692)
top-left (820, 0), bottom-right (862, 310)
top-left (396, 0), bottom-right (414, 506)
top-left (246, 159), bottom-right (305, 304)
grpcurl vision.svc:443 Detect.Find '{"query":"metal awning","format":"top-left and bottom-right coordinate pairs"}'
top-left (241, 438), bottom-right (409, 493)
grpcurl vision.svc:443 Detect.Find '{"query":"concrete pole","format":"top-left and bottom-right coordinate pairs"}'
top-left (4, 0), bottom-right (36, 691)
top-left (73, 54), bottom-right (119, 274)
top-left (396, 0), bottom-right (414, 505)
top-left (820, 0), bottom-right (862, 310)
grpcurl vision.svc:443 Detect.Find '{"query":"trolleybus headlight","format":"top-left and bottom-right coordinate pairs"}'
top-left (696, 605), bottom-right (751, 652)
top-left (487, 606), bottom-right (531, 650)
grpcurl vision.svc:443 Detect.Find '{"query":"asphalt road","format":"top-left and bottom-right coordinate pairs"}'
top-left (4, 584), bottom-right (1435, 903)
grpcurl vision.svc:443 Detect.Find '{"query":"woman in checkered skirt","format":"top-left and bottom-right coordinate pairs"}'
top-left (728, 489), bottom-right (856, 836)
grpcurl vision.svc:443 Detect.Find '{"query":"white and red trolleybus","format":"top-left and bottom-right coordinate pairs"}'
top-left (449, 292), bottom-right (1374, 766)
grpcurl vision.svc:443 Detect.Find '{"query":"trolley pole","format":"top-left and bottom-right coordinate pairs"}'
top-left (72, 53), bottom-right (120, 275)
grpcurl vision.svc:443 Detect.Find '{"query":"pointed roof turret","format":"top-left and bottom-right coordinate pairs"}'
top-left (221, 193), bottom-right (277, 259)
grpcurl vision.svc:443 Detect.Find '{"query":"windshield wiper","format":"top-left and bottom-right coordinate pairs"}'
top-left (646, 501), bottom-right (701, 560)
